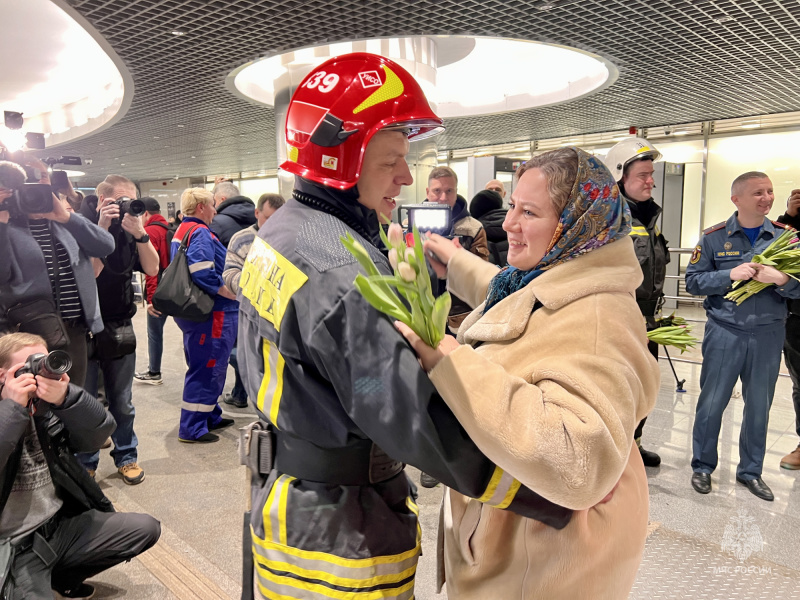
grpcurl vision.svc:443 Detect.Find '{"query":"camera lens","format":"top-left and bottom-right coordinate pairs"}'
top-left (41, 350), bottom-right (72, 378)
top-left (118, 197), bottom-right (146, 217)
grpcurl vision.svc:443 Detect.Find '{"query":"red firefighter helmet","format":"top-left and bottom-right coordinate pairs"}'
top-left (281, 52), bottom-right (444, 190)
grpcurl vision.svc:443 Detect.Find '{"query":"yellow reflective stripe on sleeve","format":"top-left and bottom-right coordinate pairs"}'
top-left (629, 226), bottom-right (649, 237)
top-left (477, 466), bottom-right (521, 509)
top-left (241, 237), bottom-right (308, 332)
top-left (257, 339), bottom-right (285, 428)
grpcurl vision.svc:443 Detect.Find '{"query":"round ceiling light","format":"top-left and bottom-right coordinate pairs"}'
top-left (228, 36), bottom-right (615, 119)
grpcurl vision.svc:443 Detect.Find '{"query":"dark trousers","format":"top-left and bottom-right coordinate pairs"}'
top-left (634, 338), bottom-right (659, 442)
top-left (229, 343), bottom-right (247, 403)
top-left (692, 319), bottom-right (784, 479)
top-left (146, 310), bottom-right (169, 374)
top-left (9, 510), bottom-right (160, 599)
top-left (783, 314), bottom-right (800, 439)
top-left (62, 322), bottom-right (88, 389)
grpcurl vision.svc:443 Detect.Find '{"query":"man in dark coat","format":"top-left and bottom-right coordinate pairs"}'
top-left (470, 189), bottom-right (508, 266)
top-left (210, 181), bottom-right (256, 247)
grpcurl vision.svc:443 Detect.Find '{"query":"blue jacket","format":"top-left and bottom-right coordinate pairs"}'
top-left (0, 213), bottom-right (115, 333)
top-left (685, 212), bottom-right (800, 330)
top-left (210, 196), bottom-right (256, 248)
top-left (171, 217), bottom-right (238, 313)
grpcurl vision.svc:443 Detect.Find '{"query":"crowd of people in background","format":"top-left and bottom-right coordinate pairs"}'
top-left (1, 50), bottom-right (800, 600)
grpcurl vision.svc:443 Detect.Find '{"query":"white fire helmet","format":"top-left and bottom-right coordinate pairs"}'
top-left (603, 137), bottom-right (662, 183)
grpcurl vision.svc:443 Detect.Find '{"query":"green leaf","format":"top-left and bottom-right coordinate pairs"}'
top-left (341, 233), bottom-right (381, 278)
top-left (353, 274), bottom-right (412, 323)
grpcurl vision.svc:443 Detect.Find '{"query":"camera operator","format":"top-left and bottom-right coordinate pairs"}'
top-left (77, 175), bottom-right (159, 486)
top-left (0, 332), bottom-right (160, 599)
top-left (0, 160), bottom-right (115, 388)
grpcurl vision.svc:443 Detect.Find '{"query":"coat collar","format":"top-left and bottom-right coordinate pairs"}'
top-left (458, 236), bottom-right (642, 345)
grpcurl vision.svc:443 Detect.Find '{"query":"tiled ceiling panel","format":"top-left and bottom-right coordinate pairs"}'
top-left (44, 0), bottom-right (800, 183)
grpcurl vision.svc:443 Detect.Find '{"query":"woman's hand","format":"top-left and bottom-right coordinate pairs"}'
top-left (395, 321), bottom-right (459, 372)
top-left (423, 233), bottom-right (461, 279)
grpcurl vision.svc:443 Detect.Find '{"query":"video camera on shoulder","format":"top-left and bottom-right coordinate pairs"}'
top-left (14, 350), bottom-right (72, 380)
top-left (0, 161), bottom-right (55, 214)
top-left (399, 203), bottom-right (453, 239)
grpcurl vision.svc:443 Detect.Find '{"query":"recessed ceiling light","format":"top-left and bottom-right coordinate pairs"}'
top-left (190, 156), bottom-right (196, 159)
top-left (171, 30), bottom-right (186, 36)
top-left (537, 2), bottom-right (555, 9)
top-left (120, 163), bottom-right (125, 166)
top-left (153, 136), bottom-right (160, 139)
top-left (713, 15), bottom-right (735, 23)
top-left (177, 124), bottom-right (184, 128)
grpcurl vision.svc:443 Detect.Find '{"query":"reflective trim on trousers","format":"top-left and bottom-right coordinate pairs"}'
top-left (253, 556), bottom-right (416, 600)
top-left (477, 466), bottom-right (521, 509)
top-left (180, 401), bottom-right (216, 412)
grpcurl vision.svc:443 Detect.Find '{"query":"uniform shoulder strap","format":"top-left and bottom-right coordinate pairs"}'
top-left (703, 222), bottom-right (726, 235)
top-left (772, 220), bottom-right (792, 230)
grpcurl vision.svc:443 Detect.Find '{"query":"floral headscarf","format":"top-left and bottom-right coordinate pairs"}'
top-left (483, 147), bottom-right (631, 312)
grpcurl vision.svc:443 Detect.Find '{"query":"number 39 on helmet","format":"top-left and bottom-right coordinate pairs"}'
top-left (281, 52), bottom-right (444, 190)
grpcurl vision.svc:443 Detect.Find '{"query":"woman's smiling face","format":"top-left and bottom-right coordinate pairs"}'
top-left (502, 167), bottom-right (561, 271)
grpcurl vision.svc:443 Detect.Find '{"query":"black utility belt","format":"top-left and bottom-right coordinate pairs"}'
top-left (238, 422), bottom-right (404, 486)
top-left (10, 512), bottom-right (61, 553)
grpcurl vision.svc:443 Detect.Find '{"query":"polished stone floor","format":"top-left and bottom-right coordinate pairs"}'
top-left (83, 308), bottom-right (800, 599)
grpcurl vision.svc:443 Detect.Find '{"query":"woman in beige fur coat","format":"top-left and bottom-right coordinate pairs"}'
top-left (397, 147), bottom-right (661, 599)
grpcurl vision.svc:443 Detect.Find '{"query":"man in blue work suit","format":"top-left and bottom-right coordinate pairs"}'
top-left (686, 171), bottom-right (800, 501)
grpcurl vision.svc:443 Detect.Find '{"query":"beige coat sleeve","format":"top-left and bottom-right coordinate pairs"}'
top-left (428, 293), bottom-right (657, 510)
top-left (446, 248), bottom-right (500, 310)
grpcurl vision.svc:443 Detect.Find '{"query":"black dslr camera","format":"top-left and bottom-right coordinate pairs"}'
top-left (15, 350), bottom-right (72, 380)
top-left (0, 161), bottom-right (55, 214)
top-left (113, 196), bottom-right (146, 218)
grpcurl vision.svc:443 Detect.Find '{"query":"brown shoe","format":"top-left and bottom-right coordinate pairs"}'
top-left (780, 444), bottom-right (800, 470)
top-left (118, 463), bottom-right (145, 485)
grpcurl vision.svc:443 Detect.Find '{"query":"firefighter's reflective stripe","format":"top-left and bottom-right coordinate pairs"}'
top-left (405, 497), bottom-right (421, 545)
top-left (258, 339), bottom-right (285, 428)
top-left (477, 466), bottom-right (521, 509)
top-left (262, 474), bottom-right (294, 545)
top-left (630, 226), bottom-right (649, 237)
top-left (241, 237), bottom-right (308, 332)
top-left (254, 573), bottom-right (415, 600)
top-left (251, 531), bottom-right (418, 598)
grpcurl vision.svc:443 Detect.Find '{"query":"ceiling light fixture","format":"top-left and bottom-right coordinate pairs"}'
top-left (171, 30), bottom-right (186, 36)
top-left (713, 15), bottom-right (735, 24)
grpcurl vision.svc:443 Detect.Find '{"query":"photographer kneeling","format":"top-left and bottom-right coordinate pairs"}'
top-left (0, 333), bottom-right (160, 599)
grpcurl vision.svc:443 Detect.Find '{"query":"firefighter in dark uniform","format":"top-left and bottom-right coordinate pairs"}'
top-left (604, 137), bottom-right (667, 467)
top-left (236, 53), bottom-right (573, 599)
top-left (686, 171), bottom-right (800, 501)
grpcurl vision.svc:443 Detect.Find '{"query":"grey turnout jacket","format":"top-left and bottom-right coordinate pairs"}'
top-left (236, 186), bottom-right (571, 599)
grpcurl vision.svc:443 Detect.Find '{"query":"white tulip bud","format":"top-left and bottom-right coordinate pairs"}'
top-left (388, 223), bottom-right (403, 246)
top-left (388, 248), bottom-right (399, 270)
top-left (398, 262), bottom-right (416, 282)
